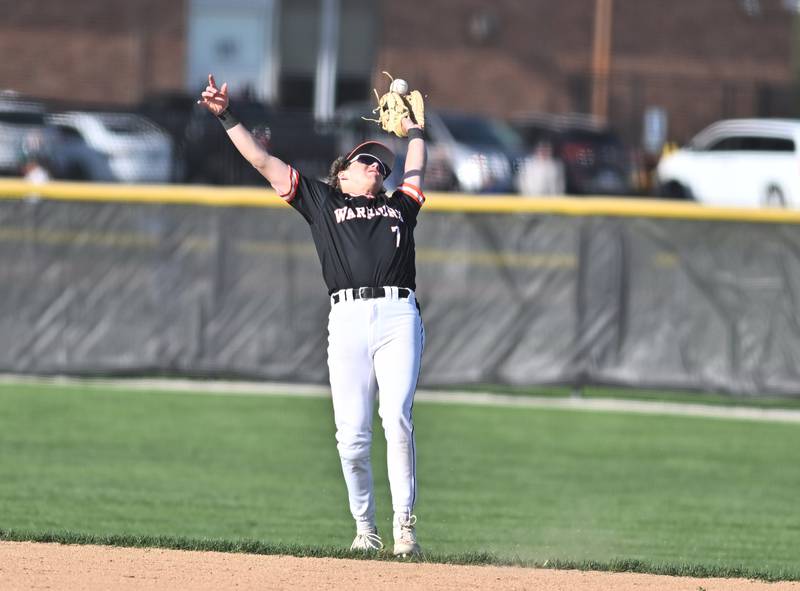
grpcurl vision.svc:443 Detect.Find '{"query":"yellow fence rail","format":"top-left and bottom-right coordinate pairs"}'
top-left (2, 178), bottom-right (800, 224)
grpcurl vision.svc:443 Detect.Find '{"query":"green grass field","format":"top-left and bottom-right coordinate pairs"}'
top-left (1, 381), bottom-right (799, 581)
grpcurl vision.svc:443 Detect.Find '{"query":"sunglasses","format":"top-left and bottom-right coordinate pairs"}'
top-left (349, 153), bottom-right (390, 178)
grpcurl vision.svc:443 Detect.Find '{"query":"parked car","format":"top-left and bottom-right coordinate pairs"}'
top-left (426, 110), bottom-right (527, 193)
top-left (336, 104), bottom-right (526, 193)
top-left (46, 111), bottom-right (173, 183)
top-left (46, 116), bottom-right (114, 181)
top-left (510, 113), bottom-right (633, 195)
top-left (181, 99), bottom-right (338, 186)
top-left (137, 91), bottom-right (210, 183)
top-left (0, 91), bottom-right (53, 176)
top-left (656, 118), bottom-right (800, 208)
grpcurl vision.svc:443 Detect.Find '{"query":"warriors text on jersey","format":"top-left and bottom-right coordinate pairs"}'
top-left (280, 166), bottom-right (425, 294)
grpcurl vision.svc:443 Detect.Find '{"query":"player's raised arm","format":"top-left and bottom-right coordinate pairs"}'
top-left (197, 74), bottom-right (292, 195)
top-left (401, 117), bottom-right (426, 192)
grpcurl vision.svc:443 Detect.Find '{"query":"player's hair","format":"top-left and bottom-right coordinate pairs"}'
top-left (326, 156), bottom-right (349, 190)
top-left (326, 156), bottom-right (387, 196)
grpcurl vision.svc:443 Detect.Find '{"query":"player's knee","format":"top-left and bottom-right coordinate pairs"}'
top-left (337, 432), bottom-right (372, 461)
top-left (380, 413), bottom-right (413, 444)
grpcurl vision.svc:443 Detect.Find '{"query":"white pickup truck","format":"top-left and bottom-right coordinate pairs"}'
top-left (656, 119), bottom-right (800, 208)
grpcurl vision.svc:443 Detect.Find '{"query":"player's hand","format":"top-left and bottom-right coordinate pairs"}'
top-left (401, 117), bottom-right (422, 136)
top-left (197, 74), bottom-right (229, 116)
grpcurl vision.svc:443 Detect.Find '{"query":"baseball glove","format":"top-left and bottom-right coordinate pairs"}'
top-left (363, 72), bottom-right (425, 138)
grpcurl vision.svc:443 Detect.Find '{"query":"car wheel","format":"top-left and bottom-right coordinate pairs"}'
top-left (661, 181), bottom-right (692, 200)
top-left (66, 164), bottom-right (89, 181)
top-left (764, 186), bottom-right (786, 208)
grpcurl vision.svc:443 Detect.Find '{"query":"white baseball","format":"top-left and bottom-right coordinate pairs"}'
top-left (390, 78), bottom-right (409, 95)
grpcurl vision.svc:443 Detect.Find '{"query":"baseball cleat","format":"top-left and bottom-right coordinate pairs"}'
top-left (392, 514), bottom-right (421, 557)
top-left (350, 529), bottom-right (384, 551)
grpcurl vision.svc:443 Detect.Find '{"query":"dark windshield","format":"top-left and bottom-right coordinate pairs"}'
top-left (440, 113), bottom-right (523, 149)
top-left (0, 112), bottom-right (46, 125)
top-left (98, 114), bottom-right (151, 134)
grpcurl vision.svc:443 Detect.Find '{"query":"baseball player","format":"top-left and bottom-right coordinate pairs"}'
top-left (198, 74), bottom-right (426, 556)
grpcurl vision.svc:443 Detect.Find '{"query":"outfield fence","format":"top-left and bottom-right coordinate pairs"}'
top-left (2, 179), bottom-right (800, 396)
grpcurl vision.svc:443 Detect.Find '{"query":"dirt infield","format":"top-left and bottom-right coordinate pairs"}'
top-left (2, 542), bottom-right (799, 591)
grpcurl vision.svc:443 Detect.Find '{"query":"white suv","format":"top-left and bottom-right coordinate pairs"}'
top-left (47, 111), bottom-right (174, 183)
top-left (656, 119), bottom-right (800, 208)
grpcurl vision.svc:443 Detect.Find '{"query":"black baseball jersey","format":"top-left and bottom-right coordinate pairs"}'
top-left (280, 166), bottom-right (426, 294)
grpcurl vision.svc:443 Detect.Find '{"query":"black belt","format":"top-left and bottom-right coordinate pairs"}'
top-left (331, 287), bottom-right (412, 304)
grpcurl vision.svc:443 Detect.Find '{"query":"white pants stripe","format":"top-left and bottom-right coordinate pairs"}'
top-left (327, 290), bottom-right (424, 532)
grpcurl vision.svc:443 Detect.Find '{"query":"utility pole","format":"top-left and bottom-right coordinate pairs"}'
top-left (793, 1), bottom-right (800, 116)
top-left (314, 0), bottom-right (340, 122)
top-left (591, 0), bottom-right (613, 123)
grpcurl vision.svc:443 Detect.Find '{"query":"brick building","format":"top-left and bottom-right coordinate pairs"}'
top-left (378, 0), bottom-right (797, 143)
top-left (0, 0), bottom-right (796, 145)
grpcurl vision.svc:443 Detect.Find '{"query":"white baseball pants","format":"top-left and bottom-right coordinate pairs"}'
top-left (327, 288), bottom-right (424, 533)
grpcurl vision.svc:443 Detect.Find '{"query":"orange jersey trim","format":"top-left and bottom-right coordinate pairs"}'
top-left (399, 182), bottom-right (425, 205)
